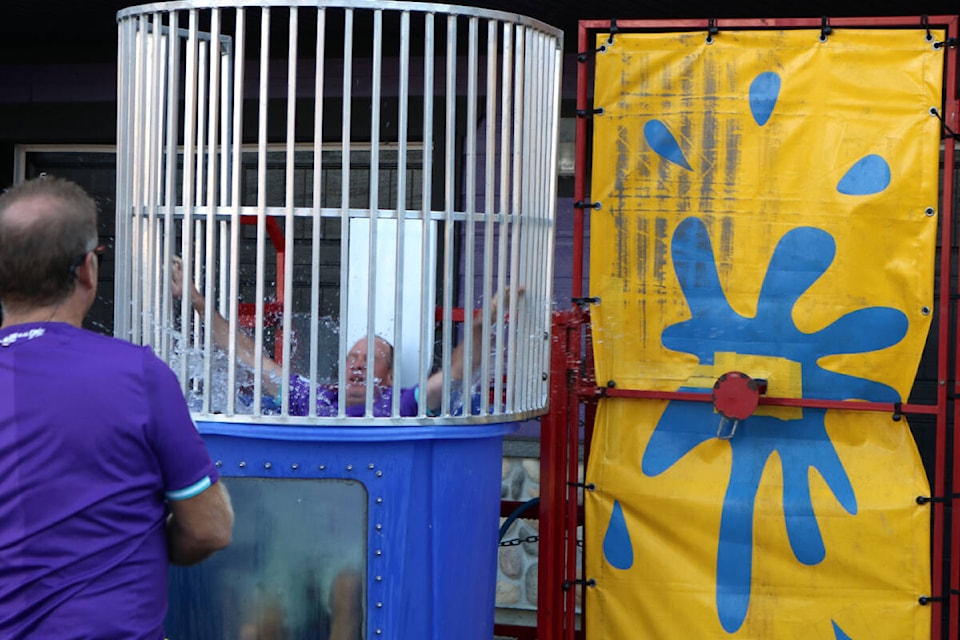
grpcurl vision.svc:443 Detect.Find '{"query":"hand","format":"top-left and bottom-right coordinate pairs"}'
top-left (170, 256), bottom-right (203, 309)
top-left (484, 285), bottom-right (525, 325)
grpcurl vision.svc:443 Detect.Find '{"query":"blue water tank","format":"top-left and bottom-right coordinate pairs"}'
top-left (166, 421), bottom-right (516, 639)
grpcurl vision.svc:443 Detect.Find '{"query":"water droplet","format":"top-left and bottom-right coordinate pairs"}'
top-left (603, 499), bottom-right (633, 569)
top-left (749, 72), bottom-right (780, 126)
top-left (837, 154), bottom-right (890, 195)
top-left (644, 120), bottom-right (693, 171)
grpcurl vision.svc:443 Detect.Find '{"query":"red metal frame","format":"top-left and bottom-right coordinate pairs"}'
top-left (236, 215), bottom-right (287, 361)
top-left (557, 15), bottom-right (960, 640)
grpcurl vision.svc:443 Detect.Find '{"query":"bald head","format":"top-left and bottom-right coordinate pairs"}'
top-left (0, 176), bottom-right (98, 311)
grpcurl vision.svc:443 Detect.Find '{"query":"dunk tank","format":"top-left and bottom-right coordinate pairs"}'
top-left (113, 2), bottom-right (562, 638)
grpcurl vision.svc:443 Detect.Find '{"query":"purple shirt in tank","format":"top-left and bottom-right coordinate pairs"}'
top-left (287, 374), bottom-right (420, 417)
top-left (0, 322), bottom-right (219, 640)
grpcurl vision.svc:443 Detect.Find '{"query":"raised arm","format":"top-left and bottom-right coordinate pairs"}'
top-left (171, 257), bottom-right (284, 397)
top-left (423, 287), bottom-right (519, 414)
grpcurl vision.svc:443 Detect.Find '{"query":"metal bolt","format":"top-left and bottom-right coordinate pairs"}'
top-left (375, 575), bottom-right (383, 582)
top-left (238, 461), bottom-right (247, 468)
top-left (368, 463), bottom-right (375, 470)
top-left (319, 464), bottom-right (326, 471)
top-left (375, 549), bottom-right (382, 556)
top-left (291, 463), bottom-right (299, 470)
top-left (346, 464), bottom-right (353, 471)
top-left (376, 602), bottom-right (384, 609)
top-left (376, 470), bottom-right (383, 477)
top-left (215, 461), bottom-right (223, 468)
top-left (375, 523), bottom-right (383, 531)
top-left (376, 497), bottom-right (383, 504)
top-left (264, 462), bottom-right (272, 469)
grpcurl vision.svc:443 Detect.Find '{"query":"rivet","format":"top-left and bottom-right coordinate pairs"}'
top-left (238, 461), bottom-right (247, 468)
top-left (375, 575), bottom-right (383, 582)
top-left (346, 464), bottom-right (353, 471)
top-left (375, 630), bottom-right (382, 635)
top-left (375, 523), bottom-right (383, 531)
top-left (264, 462), bottom-right (272, 469)
top-left (376, 497), bottom-right (383, 504)
top-left (541, 372), bottom-right (548, 380)
top-left (368, 463), bottom-right (375, 470)
top-left (375, 549), bottom-right (382, 556)
top-left (376, 470), bottom-right (383, 477)
top-left (925, 207), bottom-right (935, 217)
top-left (376, 601), bottom-right (384, 608)
top-left (215, 461), bottom-right (223, 468)
top-left (291, 463), bottom-right (299, 470)
top-left (319, 464), bottom-right (326, 471)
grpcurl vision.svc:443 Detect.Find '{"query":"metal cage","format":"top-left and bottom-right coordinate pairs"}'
top-left (115, 0), bottom-right (563, 425)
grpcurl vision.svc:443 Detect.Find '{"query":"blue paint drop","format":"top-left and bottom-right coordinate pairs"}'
top-left (749, 72), bottom-right (781, 126)
top-left (837, 154), bottom-right (890, 195)
top-left (832, 620), bottom-right (854, 640)
top-left (603, 500), bottom-right (634, 569)
top-left (644, 120), bottom-right (693, 170)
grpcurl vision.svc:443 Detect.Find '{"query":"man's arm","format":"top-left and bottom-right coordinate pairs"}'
top-left (166, 480), bottom-right (234, 566)
top-left (424, 288), bottom-right (518, 413)
top-left (171, 257), bottom-right (284, 397)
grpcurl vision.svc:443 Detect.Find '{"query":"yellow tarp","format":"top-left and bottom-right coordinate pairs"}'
top-left (586, 27), bottom-right (942, 639)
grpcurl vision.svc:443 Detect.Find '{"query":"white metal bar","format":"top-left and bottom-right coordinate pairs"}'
top-left (178, 10), bottom-right (200, 391)
top-left (218, 26), bottom-right (231, 320)
top-left (505, 24), bottom-right (524, 412)
top-left (308, 7), bottom-right (327, 418)
top-left (494, 22), bottom-right (512, 413)
top-left (162, 12), bottom-right (181, 369)
top-left (480, 18), bottom-right (498, 415)
top-left (226, 7), bottom-right (247, 416)
top-left (542, 40), bottom-right (563, 407)
top-left (131, 15), bottom-right (148, 346)
top-left (337, 8), bottom-right (355, 418)
top-left (440, 14), bottom-right (457, 416)
top-left (194, 38), bottom-right (208, 391)
top-left (364, 9), bottom-right (383, 417)
top-left (461, 16), bottom-right (478, 416)
top-left (417, 12), bottom-right (435, 417)
top-left (115, 16), bottom-right (134, 340)
top-left (252, 5), bottom-right (271, 414)
top-left (148, 14), bottom-right (165, 350)
top-left (281, 7), bottom-right (299, 416)
top-left (391, 9), bottom-right (410, 415)
top-left (203, 12), bottom-right (222, 415)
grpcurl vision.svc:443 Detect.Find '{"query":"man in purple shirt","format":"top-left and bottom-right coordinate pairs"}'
top-left (0, 176), bottom-right (234, 639)
top-left (172, 257), bottom-right (507, 418)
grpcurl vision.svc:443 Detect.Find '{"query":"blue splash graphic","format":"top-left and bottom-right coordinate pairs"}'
top-left (624, 217), bottom-right (907, 633)
top-left (837, 154), bottom-right (891, 195)
top-left (749, 72), bottom-right (781, 126)
top-left (603, 500), bottom-right (634, 570)
top-left (832, 620), bottom-right (854, 640)
top-left (645, 120), bottom-right (693, 170)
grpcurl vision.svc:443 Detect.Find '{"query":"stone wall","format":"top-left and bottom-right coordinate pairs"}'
top-left (497, 456), bottom-right (583, 614)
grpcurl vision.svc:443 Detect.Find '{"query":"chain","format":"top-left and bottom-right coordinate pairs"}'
top-left (499, 535), bottom-right (540, 547)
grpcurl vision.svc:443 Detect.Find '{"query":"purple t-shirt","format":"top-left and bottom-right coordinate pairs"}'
top-left (287, 374), bottom-right (420, 417)
top-left (0, 322), bottom-right (219, 639)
